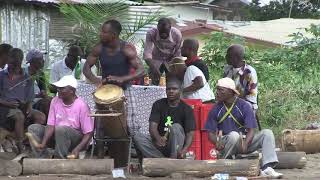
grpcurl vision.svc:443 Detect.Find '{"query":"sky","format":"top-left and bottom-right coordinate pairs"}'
top-left (248, 0), bottom-right (272, 5)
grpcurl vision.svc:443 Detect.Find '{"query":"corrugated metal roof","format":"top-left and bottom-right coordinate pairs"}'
top-left (208, 18), bottom-right (320, 46)
top-left (24, 0), bottom-right (141, 5)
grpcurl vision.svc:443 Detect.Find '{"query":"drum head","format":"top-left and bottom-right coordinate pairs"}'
top-left (94, 84), bottom-right (124, 104)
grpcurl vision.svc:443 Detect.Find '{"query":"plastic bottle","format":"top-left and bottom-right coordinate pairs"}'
top-left (159, 74), bottom-right (166, 87)
top-left (74, 61), bottom-right (81, 80)
top-left (144, 74), bottom-right (150, 86)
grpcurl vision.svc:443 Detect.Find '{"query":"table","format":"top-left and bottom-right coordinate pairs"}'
top-left (76, 81), bottom-right (166, 135)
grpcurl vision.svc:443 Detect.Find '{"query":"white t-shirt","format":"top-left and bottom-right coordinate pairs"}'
top-left (183, 65), bottom-right (215, 102)
top-left (50, 58), bottom-right (96, 83)
top-left (0, 64), bottom-right (8, 71)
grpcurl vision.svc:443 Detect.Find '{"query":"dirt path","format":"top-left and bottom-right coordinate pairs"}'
top-left (0, 154), bottom-right (319, 180)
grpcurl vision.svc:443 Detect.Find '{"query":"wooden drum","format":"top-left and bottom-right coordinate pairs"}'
top-left (93, 84), bottom-right (129, 167)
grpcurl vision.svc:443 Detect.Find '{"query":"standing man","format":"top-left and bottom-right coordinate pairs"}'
top-left (224, 44), bottom-right (258, 110)
top-left (0, 43), bottom-right (13, 71)
top-left (181, 39), bottom-right (209, 81)
top-left (204, 78), bottom-right (283, 178)
top-left (169, 57), bottom-right (215, 103)
top-left (0, 48), bottom-right (45, 153)
top-left (143, 18), bottom-right (182, 85)
top-left (134, 78), bottom-right (195, 158)
top-left (27, 75), bottom-right (94, 158)
top-left (83, 19), bottom-right (144, 167)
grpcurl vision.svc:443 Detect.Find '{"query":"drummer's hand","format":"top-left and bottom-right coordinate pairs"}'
top-left (106, 75), bottom-right (126, 84)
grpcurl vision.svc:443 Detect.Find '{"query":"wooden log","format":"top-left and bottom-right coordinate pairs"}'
top-left (0, 159), bottom-right (22, 176)
top-left (275, 151), bottom-right (307, 169)
top-left (23, 158), bottom-right (114, 175)
top-left (282, 129), bottom-right (320, 153)
top-left (0, 152), bottom-right (17, 160)
top-left (142, 158), bottom-right (260, 177)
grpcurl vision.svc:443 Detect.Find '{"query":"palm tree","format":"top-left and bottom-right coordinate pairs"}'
top-left (58, 0), bottom-right (162, 55)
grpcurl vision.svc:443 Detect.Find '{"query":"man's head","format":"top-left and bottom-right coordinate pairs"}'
top-left (168, 57), bottom-right (187, 79)
top-left (181, 39), bottom-right (199, 58)
top-left (226, 44), bottom-right (245, 68)
top-left (100, 19), bottom-right (122, 44)
top-left (0, 43), bottom-right (13, 66)
top-left (166, 77), bottom-right (182, 101)
top-left (26, 49), bottom-right (44, 75)
top-left (52, 75), bottom-right (78, 101)
top-left (66, 45), bottom-right (83, 65)
top-left (8, 48), bottom-right (24, 69)
top-left (215, 77), bottom-right (240, 102)
top-left (157, 18), bottom-right (171, 39)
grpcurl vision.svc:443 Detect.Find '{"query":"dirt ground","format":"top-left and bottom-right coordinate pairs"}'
top-left (0, 153), bottom-right (319, 180)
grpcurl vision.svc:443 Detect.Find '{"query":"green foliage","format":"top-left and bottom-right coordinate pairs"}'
top-left (58, 0), bottom-right (162, 54)
top-left (201, 25), bottom-right (320, 136)
top-left (243, 0), bottom-right (320, 21)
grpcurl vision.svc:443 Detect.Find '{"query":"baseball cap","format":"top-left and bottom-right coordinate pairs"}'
top-left (52, 75), bottom-right (78, 89)
top-left (217, 77), bottom-right (240, 95)
top-left (26, 49), bottom-right (44, 63)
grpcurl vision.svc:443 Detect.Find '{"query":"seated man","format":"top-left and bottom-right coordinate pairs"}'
top-left (224, 44), bottom-right (258, 110)
top-left (0, 48), bottom-right (46, 153)
top-left (25, 49), bottom-right (51, 118)
top-left (27, 75), bottom-right (94, 158)
top-left (49, 46), bottom-right (96, 93)
top-left (181, 39), bottom-right (209, 81)
top-left (204, 77), bottom-right (282, 178)
top-left (169, 57), bottom-right (215, 103)
top-left (134, 78), bottom-right (195, 158)
top-left (0, 43), bottom-right (13, 71)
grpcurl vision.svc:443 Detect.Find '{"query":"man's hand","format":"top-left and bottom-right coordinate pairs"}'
top-left (155, 136), bottom-right (166, 147)
top-left (150, 67), bottom-right (161, 82)
top-left (37, 143), bottom-right (46, 150)
top-left (178, 148), bottom-right (188, 159)
top-left (4, 101), bottom-right (19, 108)
top-left (106, 75), bottom-right (126, 85)
top-left (70, 148), bottom-right (80, 159)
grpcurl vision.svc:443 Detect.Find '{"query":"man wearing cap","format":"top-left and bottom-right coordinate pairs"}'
top-left (0, 48), bottom-right (45, 153)
top-left (204, 77), bottom-right (282, 178)
top-left (25, 49), bottom-right (51, 118)
top-left (143, 18), bottom-right (182, 85)
top-left (169, 57), bottom-right (215, 103)
top-left (50, 45), bottom-right (96, 93)
top-left (27, 75), bottom-right (94, 158)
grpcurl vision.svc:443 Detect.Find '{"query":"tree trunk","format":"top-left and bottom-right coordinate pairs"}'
top-left (142, 158), bottom-right (260, 177)
top-left (23, 158), bottom-right (114, 175)
top-left (275, 151), bottom-right (307, 169)
top-left (0, 159), bottom-right (22, 176)
top-left (282, 129), bottom-right (320, 153)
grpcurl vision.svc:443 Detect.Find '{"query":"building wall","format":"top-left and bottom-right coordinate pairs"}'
top-left (0, 3), bottom-right (50, 64)
top-left (211, 0), bottom-right (247, 21)
top-left (162, 5), bottom-right (214, 21)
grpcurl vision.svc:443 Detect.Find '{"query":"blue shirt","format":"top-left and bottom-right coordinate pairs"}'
top-left (205, 98), bottom-right (257, 135)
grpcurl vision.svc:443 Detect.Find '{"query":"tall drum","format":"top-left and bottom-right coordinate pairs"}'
top-left (93, 84), bottom-right (129, 168)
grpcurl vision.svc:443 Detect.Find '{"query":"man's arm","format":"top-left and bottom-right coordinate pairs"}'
top-left (149, 121), bottom-right (166, 147)
top-left (71, 132), bottom-right (93, 157)
top-left (180, 131), bottom-right (194, 154)
top-left (123, 43), bottom-right (144, 81)
top-left (172, 29), bottom-right (182, 57)
top-left (183, 76), bottom-right (204, 93)
top-left (143, 31), bottom-right (159, 74)
top-left (83, 44), bottom-right (101, 84)
top-left (40, 125), bottom-right (54, 147)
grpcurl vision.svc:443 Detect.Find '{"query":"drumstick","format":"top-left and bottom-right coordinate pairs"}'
top-left (89, 113), bottom-right (122, 117)
top-left (25, 132), bottom-right (40, 148)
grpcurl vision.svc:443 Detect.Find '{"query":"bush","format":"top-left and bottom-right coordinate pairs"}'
top-left (200, 27), bottom-right (320, 137)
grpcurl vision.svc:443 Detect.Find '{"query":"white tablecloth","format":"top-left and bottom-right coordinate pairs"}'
top-left (76, 81), bottom-right (166, 135)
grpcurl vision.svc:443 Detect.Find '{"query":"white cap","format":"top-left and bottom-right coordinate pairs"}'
top-left (52, 75), bottom-right (78, 89)
top-left (217, 77), bottom-right (240, 95)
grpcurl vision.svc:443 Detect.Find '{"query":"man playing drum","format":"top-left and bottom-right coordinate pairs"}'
top-left (134, 78), bottom-right (196, 159)
top-left (83, 19), bottom-right (143, 127)
top-left (27, 75), bottom-right (94, 158)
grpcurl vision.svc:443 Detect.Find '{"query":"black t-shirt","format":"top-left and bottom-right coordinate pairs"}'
top-left (189, 60), bottom-right (209, 81)
top-left (149, 98), bottom-right (196, 136)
